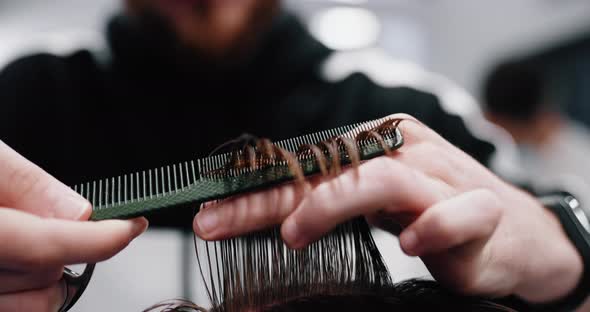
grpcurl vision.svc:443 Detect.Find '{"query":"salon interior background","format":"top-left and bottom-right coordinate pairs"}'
top-left (1, 0), bottom-right (590, 118)
top-left (1, 0), bottom-right (590, 311)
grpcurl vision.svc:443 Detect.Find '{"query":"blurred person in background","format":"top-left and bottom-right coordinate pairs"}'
top-left (0, 0), bottom-right (589, 311)
top-left (484, 60), bottom-right (590, 212)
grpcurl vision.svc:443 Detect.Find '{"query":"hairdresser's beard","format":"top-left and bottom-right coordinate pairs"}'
top-left (130, 0), bottom-right (279, 61)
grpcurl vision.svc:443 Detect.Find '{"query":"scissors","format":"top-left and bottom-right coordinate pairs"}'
top-left (59, 264), bottom-right (96, 312)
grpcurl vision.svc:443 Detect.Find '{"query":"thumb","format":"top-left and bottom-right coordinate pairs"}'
top-left (0, 141), bottom-right (90, 220)
top-left (0, 208), bottom-right (148, 271)
top-left (0, 283), bottom-right (66, 312)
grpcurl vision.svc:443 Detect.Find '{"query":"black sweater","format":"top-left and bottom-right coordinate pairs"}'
top-left (0, 13), bottom-right (494, 228)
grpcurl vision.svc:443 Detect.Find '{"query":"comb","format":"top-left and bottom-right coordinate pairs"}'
top-left (74, 118), bottom-right (404, 221)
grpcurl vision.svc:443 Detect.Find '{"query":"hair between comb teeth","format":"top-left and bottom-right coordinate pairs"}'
top-left (79, 118), bottom-right (404, 221)
top-left (201, 118), bottom-right (402, 180)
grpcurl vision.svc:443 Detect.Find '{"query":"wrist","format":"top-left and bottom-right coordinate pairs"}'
top-left (514, 207), bottom-right (583, 303)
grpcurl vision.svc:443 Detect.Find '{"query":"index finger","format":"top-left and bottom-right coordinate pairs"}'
top-left (0, 141), bottom-right (91, 220)
top-left (193, 181), bottom-right (309, 241)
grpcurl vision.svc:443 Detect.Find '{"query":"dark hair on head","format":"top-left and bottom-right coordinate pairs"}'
top-left (145, 280), bottom-right (516, 312)
top-left (261, 280), bottom-right (516, 312)
top-left (483, 60), bottom-right (546, 121)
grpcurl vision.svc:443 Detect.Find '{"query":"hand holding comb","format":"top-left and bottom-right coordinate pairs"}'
top-left (73, 118), bottom-right (405, 221)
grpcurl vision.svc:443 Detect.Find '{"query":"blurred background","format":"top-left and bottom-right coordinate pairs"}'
top-left (1, 0), bottom-right (590, 311)
top-left (2, 0), bottom-right (590, 103)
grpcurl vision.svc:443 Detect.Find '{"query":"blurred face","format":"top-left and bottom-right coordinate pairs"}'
top-left (126, 0), bottom-right (280, 59)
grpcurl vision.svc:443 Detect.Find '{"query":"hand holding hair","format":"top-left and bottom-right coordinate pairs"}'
top-left (0, 141), bottom-right (147, 312)
top-left (193, 113), bottom-right (583, 306)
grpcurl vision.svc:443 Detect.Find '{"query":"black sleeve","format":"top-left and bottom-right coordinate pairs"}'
top-left (0, 54), bottom-right (83, 181)
top-left (1, 55), bottom-right (56, 163)
top-left (330, 73), bottom-right (496, 166)
top-left (383, 87), bottom-right (496, 166)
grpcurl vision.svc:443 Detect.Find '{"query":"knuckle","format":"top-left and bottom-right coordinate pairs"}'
top-left (20, 242), bottom-right (55, 270)
top-left (7, 163), bottom-right (47, 204)
top-left (22, 227), bottom-right (61, 270)
top-left (244, 192), bottom-right (272, 229)
top-left (369, 157), bottom-right (400, 183)
top-left (397, 119), bottom-right (429, 143)
top-left (222, 200), bottom-right (240, 234)
top-left (414, 141), bottom-right (438, 154)
top-left (46, 268), bottom-right (65, 285)
top-left (473, 189), bottom-right (504, 229)
top-left (20, 253), bottom-right (43, 270)
top-left (362, 158), bottom-right (405, 199)
top-left (34, 268), bottom-right (64, 288)
top-left (472, 189), bottom-right (503, 216)
top-left (306, 184), bottom-right (332, 216)
top-left (303, 185), bottom-right (344, 227)
top-left (24, 248), bottom-right (59, 271)
top-left (409, 142), bottom-right (446, 165)
top-left (244, 192), bottom-right (262, 223)
top-left (425, 209), bottom-right (454, 240)
top-left (275, 186), bottom-right (295, 221)
top-left (472, 188), bottom-right (499, 204)
top-left (369, 158), bottom-right (413, 196)
top-left (11, 285), bottom-right (62, 312)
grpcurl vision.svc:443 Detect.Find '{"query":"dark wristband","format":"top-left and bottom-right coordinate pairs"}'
top-left (531, 192), bottom-right (590, 311)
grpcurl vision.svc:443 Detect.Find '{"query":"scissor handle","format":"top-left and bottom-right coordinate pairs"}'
top-left (59, 263), bottom-right (96, 312)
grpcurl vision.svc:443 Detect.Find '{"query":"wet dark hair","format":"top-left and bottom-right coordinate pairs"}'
top-left (483, 60), bottom-right (546, 121)
top-left (261, 280), bottom-right (515, 312)
top-left (145, 280), bottom-right (516, 312)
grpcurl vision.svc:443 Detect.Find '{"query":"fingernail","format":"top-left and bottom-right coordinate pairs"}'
top-left (196, 209), bottom-right (219, 235)
top-left (400, 230), bottom-right (419, 256)
top-left (282, 218), bottom-right (303, 249)
top-left (56, 192), bottom-right (91, 220)
top-left (132, 218), bottom-right (149, 236)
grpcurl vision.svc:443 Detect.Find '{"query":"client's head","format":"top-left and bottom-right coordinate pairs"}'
top-left (483, 60), bottom-right (546, 122)
top-left (146, 280), bottom-right (514, 312)
top-left (482, 60), bottom-right (561, 145)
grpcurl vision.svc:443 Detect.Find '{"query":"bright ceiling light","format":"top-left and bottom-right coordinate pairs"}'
top-left (309, 7), bottom-right (381, 51)
top-left (330, 0), bottom-right (368, 4)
